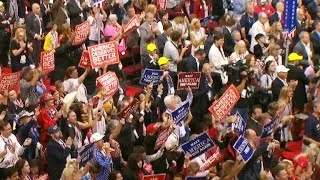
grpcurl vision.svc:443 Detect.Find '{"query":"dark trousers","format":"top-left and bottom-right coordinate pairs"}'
top-left (31, 39), bottom-right (42, 67)
top-left (0, 167), bottom-right (7, 179)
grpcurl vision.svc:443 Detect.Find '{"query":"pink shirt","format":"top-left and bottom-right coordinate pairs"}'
top-left (104, 25), bottom-right (126, 52)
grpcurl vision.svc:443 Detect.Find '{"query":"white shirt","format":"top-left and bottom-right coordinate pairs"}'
top-left (302, 42), bottom-right (312, 63)
top-left (0, 134), bottom-right (25, 168)
top-left (88, 14), bottom-right (103, 41)
top-left (63, 78), bottom-right (88, 103)
top-left (249, 20), bottom-right (269, 52)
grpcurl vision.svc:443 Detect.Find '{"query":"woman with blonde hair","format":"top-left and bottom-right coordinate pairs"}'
top-left (10, 27), bottom-right (33, 72)
top-left (60, 159), bottom-right (79, 180)
top-left (265, 43), bottom-right (282, 65)
top-left (230, 40), bottom-right (249, 63)
top-left (171, 15), bottom-right (189, 40)
top-left (189, 18), bottom-right (207, 55)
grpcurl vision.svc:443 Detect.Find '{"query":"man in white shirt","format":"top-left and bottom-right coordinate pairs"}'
top-left (249, 12), bottom-right (270, 52)
top-left (0, 121), bottom-right (32, 179)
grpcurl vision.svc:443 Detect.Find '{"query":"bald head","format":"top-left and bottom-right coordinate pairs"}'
top-left (259, 12), bottom-right (268, 24)
top-left (276, 2), bottom-right (284, 13)
top-left (202, 63), bottom-right (212, 74)
top-left (32, 3), bottom-right (41, 15)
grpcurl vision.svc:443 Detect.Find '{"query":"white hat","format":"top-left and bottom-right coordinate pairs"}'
top-left (90, 133), bottom-right (104, 143)
top-left (260, 0), bottom-right (267, 3)
top-left (276, 65), bottom-right (289, 73)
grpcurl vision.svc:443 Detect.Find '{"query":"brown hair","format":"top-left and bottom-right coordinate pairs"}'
top-left (64, 66), bottom-right (77, 80)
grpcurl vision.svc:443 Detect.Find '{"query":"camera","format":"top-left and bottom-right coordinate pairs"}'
top-left (221, 61), bottom-right (253, 85)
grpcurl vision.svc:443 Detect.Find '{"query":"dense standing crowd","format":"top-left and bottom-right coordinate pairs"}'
top-left (0, 0), bottom-right (320, 179)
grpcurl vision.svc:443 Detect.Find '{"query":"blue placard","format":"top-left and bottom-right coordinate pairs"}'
top-left (140, 69), bottom-right (164, 85)
top-left (233, 135), bottom-right (254, 163)
top-left (171, 101), bottom-right (190, 124)
top-left (185, 176), bottom-right (207, 180)
top-left (261, 115), bottom-right (279, 139)
top-left (233, 111), bottom-right (246, 135)
top-left (79, 143), bottom-right (94, 168)
top-left (283, 0), bottom-right (298, 34)
top-left (181, 132), bottom-right (215, 159)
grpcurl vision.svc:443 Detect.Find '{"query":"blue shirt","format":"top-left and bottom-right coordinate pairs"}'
top-left (92, 145), bottom-right (112, 180)
top-left (304, 114), bottom-right (320, 142)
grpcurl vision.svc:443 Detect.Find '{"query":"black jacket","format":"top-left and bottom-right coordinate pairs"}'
top-left (271, 77), bottom-right (286, 101)
top-left (287, 64), bottom-right (308, 106)
top-left (46, 139), bottom-right (72, 180)
top-left (184, 55), bottom-right (201, 72)
top-left (311, 31), bottom-right (320, 56)
top-left (222, 27), bottom-right (234, 57)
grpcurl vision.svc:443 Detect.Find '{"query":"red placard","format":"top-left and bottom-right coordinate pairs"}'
top-left (157, 0), bottom-right (167, 10)
top-left (143, 174), bottom-right (166, 180)
top-left (117, 98), bottom-right (140, 119)
top-left (177, 72), bottom-right (201, 90)
top-left (79, 50), bottom-right (91, 68)
top-left (97, 72), bottom-right (119, 98)
top-left (123, 15), bottom-right (140, 36)
top-left (40, 50), bottom-right (55, 72)
top-left (0, 72), bottom-right (22, 91)
top-left (199, 151), bottom-right (223, 172)
top-left (154, 126), bottom-right (172, 150)
top-left (73, 20), bottom-right (90, 45)
top-left (88, 41), bottom-right (120, 69)
top-left (208, 84), bottom-right (240, 122)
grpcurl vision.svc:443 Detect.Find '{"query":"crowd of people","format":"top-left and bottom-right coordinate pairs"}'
top-left (0, 0), bottom-right (319, 179)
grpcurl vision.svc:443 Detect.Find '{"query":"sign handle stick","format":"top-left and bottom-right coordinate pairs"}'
top-left (284, 39), bottom-right (289, 66)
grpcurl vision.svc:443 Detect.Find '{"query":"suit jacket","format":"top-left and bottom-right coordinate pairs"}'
top-left (139, 21), bottom-right (153, 55)
top-left (287, 64), bottom-right (308, 106)
top-left (141, 55), bottom-right (160, 69)
top-left (40, 3), bottom-right (53, 30)
top-left (311, 31), bottom-right (320, 56)
top-left (271, 77), bottom-right (285, 101)
top-left (293, 41), bottom-right (313, 62)
top-left (25, 12), bottom-right (43, 42)
top-left (66, 0), bottom-right (87, 27)
top-left (222, 27), bottom-right (234, 57)
top-left (156, 33), bottom-right (169, 55)
top-left (191, 73), bottom-right (211, 119)
top-left (51, 0), bottom-right (68, 31)
top-left (269, 12), bottom-right (280, 26)
top-left (46, 139), bottom-right (72, 180)
top-left (184, 55), bottom-right (201, 72)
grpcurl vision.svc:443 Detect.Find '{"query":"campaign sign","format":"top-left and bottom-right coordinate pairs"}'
top-left (283, 0), bottom-right (298, 38)
top-left (79, 50), bottom-right (91, 68)
top-left (123, 15), bottom-right (140, 36)
top-left (261, 115), bottom-right (279, 139)
top-left (88, 41), bottom-right (120, 69)
top-left (40, 50), bottom-right (55, 72)
top-left (0, 72), bottom-right (22, 91)
top-left (200, 151), bottom-right (221, 172)
top-left (185, 176), bottom-right (207, 180)
top-left (156, 0), bottom-right (167, 10)
top-left (154, 126), bottom-right (172, 150)
top-left (143, 174), bottom-right (166, 180)
top-left (72, 20), bottom-right (90, 45)
top-left (79, 143), bottom-right (93, 168)
top-left (177, 72), bottom-right (201, 90)
top-left (140, 69), bottom-right (164, 85)
top-left (200, 15), bottom-right (214, 26)
top-left (181, 132), bottom-right (215, 159)
top-left (233, 135), bottom-right (254, 163)
top-left (118, 98), bottom-right (140, 119)
top-left (208, 84), bottom-right (240, 122)
top-left (233, 111), bottom-right (246, 135)
top-left (171, 100), bottom-right (190, 124)
top-left (97, 72), bottom-right (119, 98)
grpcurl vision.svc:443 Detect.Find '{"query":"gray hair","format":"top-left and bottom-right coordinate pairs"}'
top-left (164, 95), bottom-right (175, 108)
top-left (108, 14), bottom-right (118, 21)
top-left (299, 31), bottom-right (308, 40)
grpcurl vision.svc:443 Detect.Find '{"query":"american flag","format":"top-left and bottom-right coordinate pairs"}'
top-left (282, 29), bottom-right (296, 39)
top-left (92, 0), bottom-right (104, 8)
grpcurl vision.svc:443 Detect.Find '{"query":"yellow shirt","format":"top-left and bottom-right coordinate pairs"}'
top-left (43, 31), bottom-right (59, 51)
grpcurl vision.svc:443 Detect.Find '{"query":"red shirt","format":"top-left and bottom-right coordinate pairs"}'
top-left (37, 107), bottom-right (56, 147)
top-left (193, 0), bottom-right (206, 19)
top-left (254, 4), bottom-right (275, 17)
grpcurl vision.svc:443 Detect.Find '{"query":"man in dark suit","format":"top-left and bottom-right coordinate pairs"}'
top-left (222, 17), bottom-right (236, 57)
top-left (190, 63), bottom-right (213, 126)
top-left (184, 49), bottom-right (206, 72)
top-left (287, 53), bottom-right (309, 113)
top-left (156, 22), bottom-right (172, 56)
top-left (293, 31), bottom-right (313, 63)
top-left (25, 3), bottom-right (43, 66)
top-left (240, 4), bottom-right (258, 43)
top-left (40, 0), bottom-right (52, 32)
top-left (311, 20), bottom-right (320, 56)
top-left (246, 105), bottom-right (263, 136)
top-left (66, 0), bottom-right (88, 28)
top-left (268, 1), bottom-right (284, 26)
top-left (141, 43), bottom-right (160, 70)
top-left (51, 0), bottom-right (69, 32)
top-left (46, 125), bottom-right (73, 180)
top-left (271, 65), bottom-right (289, 101)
